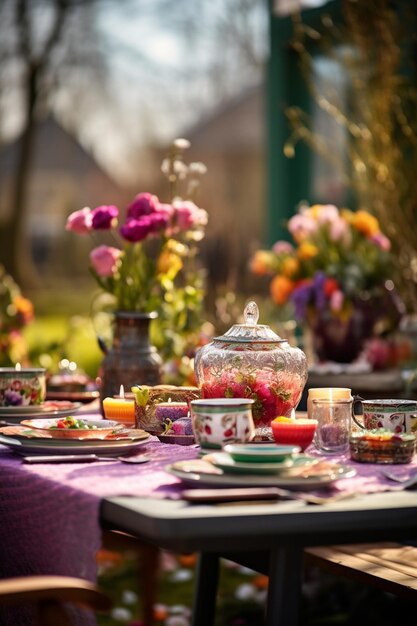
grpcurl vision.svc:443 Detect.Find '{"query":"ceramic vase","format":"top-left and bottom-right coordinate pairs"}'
top-left (98, 311), bottom-right (162, 412)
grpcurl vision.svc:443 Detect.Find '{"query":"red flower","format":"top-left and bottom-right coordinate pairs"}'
top-left (324, 278), bottom-right (339, 297)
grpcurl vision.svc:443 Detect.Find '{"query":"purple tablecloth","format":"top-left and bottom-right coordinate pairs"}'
top-left (0, 433), bottom-right (198, 625)
top-left (2, 417), bottom-right (417, 625)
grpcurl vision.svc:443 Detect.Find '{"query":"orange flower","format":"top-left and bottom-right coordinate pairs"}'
top-left (297, 242), bottom-right (319, 260)
top-left (153, 606), bottom-right (168, 622)
top-left (351, 210), bottom-right (379, 237)
top-left (178, 553), bottom-right (197, 568)
top-left (96, 549), bottom-right (124, 567)
top-left (253, 574), bottom-right (269, 589)
top-left (270, 275), bottom-right (294, 305)
top-left (250, 250), bottom-right (273, 276)
top-left (281, 256), bottom-right (299, 277)
top-left (13, 295), bottom-right (34, 324)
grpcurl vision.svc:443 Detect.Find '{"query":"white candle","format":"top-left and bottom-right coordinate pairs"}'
top-left (307, 387), bottom-right (351, 419)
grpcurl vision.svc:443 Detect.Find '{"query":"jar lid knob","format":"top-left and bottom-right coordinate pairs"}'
top-left (244, 301), bottom-right (259, 326)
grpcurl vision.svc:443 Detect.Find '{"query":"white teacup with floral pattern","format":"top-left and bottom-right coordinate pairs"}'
top-left (352, 398), bottom-right (417, 434)
top-left (190, 398), bottom-right (256, 450)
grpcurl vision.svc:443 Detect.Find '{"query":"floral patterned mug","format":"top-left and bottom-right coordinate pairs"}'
top-left (352, 398), bottom-right (417, 434)
top-left (190, 398), bottom-right (256, 450)
top-left (0, 368), bottom-right (46, 407)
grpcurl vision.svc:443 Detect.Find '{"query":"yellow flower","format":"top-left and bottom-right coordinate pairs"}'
top-left (166, 238), bottom-right (187, 256)
top-left (281, 256), bottom-right (299, 277)
top-left (250, 250), bottom-right (274, 276)
top-left (157, 250), bottom-right (183, 279)
top-left (340, 208), bottom-right (354, 223)
top-left (297, 242), bottom-right (319, 260)
top-left (307, 204), bottom-right (322, 219)
top-left (351, 210), bottom-right (380, 237)
top-left (270, 275), bottom-right (294, 305)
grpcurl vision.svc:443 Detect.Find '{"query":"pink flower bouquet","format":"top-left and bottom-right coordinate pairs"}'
top-left (66, 192), bottom-right (207, 313)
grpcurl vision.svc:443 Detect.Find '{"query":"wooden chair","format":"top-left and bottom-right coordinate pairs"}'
top-left (101, 529), bottom-right (159, 626)
top-left (0, 575), bottom-right (112, 626)
top-left (305, 542), bottom-right (417, 600)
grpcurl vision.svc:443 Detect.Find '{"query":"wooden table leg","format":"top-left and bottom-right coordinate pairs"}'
top-left (266, 545), bottom-right (303, 626)
top-left (191, 552), bottom-right (220, 626)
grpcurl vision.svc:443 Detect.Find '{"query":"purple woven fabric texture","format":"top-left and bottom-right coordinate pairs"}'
top-left (0, 438), bottom-right (198, 625)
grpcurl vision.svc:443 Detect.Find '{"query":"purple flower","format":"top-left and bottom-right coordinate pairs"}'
top-left (120, 217), bottom-right (154, 242)
top-left (148, 212), bottom-right (169, 233)
top-left (291, 282), bottom-right (313, 320)
top-left (4, 389), bottom-right (23, 406)
top-left (313, 272), bottom-right (328, 311)
top-left (91, 205), bottom-right (119, 230)
top-left (126, 192), bottom-right (159, 219)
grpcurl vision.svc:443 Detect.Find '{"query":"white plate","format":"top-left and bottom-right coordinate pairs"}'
top-left (205, 452), bottom-right (318, 475)
top-left (166, 460), bottom-right (356, 489)
top-left (0, 402), bottom-right (83, 421)
top-left (0, 433), bottom-right (150, 456)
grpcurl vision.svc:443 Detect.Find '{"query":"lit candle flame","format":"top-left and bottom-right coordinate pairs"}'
top-left (119, 384), bottom-right (125, 399)
top-left (15, 363), bottom-right (21, 371)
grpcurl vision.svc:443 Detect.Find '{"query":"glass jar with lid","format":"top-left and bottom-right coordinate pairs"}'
top-left (194, 301), bottom-right (308, 439)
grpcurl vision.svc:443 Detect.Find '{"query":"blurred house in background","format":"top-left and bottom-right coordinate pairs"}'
top-left (0, 83), bottom-right (266, 301)
top-left (0, 117), bottom-right (131, 280)
top-left (152, 83), bottom-right (267, 300)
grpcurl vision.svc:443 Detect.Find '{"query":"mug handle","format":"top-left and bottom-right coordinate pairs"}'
top-left (351, 395), bottom-right (365, 429)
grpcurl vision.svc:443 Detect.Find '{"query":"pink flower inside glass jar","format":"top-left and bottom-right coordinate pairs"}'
top-left (194, 301), bottom-right (308, 440)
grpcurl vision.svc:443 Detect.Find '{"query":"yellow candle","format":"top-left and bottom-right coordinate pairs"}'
top-left (307, 387), bottom-right (352, 419)
top-left (102, 392), bottom-right (135, 424)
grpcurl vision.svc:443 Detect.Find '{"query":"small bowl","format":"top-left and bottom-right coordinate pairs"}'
top-left (271, 418), bottom-right (317, 451)
top-left (223, 443), bottom-right (300, 463)
top-left (349, 429), bottom-right (416, 464)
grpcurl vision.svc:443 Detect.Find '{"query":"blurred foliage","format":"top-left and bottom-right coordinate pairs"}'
top-left (286, 0), bottom-right (417, 309)
top-left (23, 315), bottom-right (102, 379)
top-left (0, 265), bottom-right (34, 366)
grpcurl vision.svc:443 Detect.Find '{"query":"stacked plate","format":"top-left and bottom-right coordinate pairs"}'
top-left (167, 442), bottom-right (355, 489)
top-left (0, 417), bottom-right (150, 457)
top-left (0, 400), bottom-right (83, 423)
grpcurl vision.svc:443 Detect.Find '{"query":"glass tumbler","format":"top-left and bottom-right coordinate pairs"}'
top-left (312, 398), bottom-right (352, 454)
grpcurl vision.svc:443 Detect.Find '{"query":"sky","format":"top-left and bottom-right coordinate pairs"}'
top-left (83, 0), bottom-right (268, 183)
top-left (0, 0), bottom-right (268, 186)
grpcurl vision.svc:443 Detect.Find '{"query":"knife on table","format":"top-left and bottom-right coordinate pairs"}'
top-left (181, 487), bottom-right (357, 505)
top-left (22, 454), bottom-right (116, 463)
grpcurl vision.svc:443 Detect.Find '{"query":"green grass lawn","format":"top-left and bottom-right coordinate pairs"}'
top-left (23, 314), bottom-right (102, 378)
top-left (96, 550), bottom-right (411, 626)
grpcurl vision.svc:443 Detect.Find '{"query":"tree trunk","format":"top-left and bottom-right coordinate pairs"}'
top-left (3, 66), bottom-right (40, 287)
